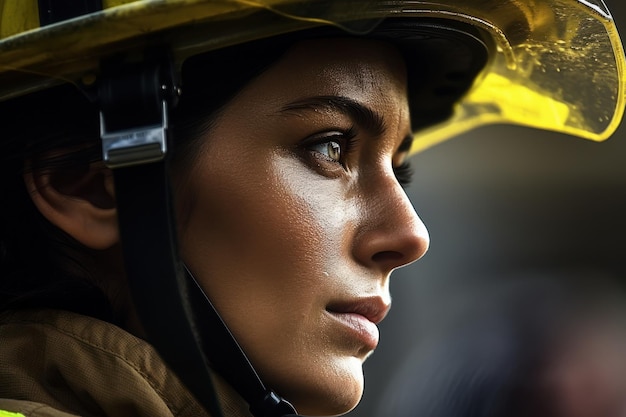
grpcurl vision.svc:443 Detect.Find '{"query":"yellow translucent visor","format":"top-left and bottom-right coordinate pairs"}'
top-left (0, 0), bottom-right (624, 153)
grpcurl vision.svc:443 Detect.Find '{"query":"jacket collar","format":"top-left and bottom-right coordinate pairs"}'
top-left (0, 309), bottom-right (251, 417)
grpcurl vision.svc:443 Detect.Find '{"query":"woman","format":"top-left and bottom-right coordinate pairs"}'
top-left (0, 1), bottom-right (624, 417)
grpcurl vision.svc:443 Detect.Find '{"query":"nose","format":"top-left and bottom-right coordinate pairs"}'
top-left (352, 173), bottom-right (429, 273)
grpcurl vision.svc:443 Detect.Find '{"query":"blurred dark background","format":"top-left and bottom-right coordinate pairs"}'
top-left (350, 1), bottom-right (626, 416)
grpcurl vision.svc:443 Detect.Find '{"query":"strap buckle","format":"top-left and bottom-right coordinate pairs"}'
top-left (100, 100), bottom-right (168, 169)
top-left (98, 54), bottom-right (178, 169)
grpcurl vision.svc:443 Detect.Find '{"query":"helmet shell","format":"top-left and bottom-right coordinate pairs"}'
top-left (0, 0), bottom-right (624, 152)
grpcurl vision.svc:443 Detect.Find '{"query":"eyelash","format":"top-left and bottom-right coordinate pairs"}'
top-left (393, 161), bottom-right (414, 188)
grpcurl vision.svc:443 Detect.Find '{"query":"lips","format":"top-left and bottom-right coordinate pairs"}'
top-left (326, 297), bottom-right (391, 325)
top-left (325, 297), bottom-right (391, 351)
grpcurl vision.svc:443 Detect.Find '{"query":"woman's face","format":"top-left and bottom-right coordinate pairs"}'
top-left (177, 38), bottom-right (429, 415)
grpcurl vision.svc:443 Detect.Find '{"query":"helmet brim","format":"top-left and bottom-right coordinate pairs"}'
top-left (0, 0), bottom-right (624, 152)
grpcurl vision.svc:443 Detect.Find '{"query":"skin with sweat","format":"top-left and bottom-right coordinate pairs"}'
top-left (177, 39), bottom-right (429, 415)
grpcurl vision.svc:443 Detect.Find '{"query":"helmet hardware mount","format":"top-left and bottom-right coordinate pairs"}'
top-left (98, 52), bottom-right (176, 169)
top-left (97, 50), bottom-right (300, 417)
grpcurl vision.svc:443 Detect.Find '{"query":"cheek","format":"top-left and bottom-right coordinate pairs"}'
top-left (176, 150), bottom-right (365, 413)
top-left (276, 156), bottom-right (357, 260)
top-left (177, 152), bottom-right (355, 320)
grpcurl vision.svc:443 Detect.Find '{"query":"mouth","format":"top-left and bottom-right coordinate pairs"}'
top-left (325, 297), bottom-right (391, 351)
top-left (326, 297), bottom-right (391, 324)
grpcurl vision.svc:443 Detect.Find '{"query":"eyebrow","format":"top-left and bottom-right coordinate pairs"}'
top-left (279, 95), bottom-right (387, 138)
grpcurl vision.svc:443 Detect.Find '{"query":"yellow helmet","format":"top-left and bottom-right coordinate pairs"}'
top-left (0, 0), bottom-right (624, 154)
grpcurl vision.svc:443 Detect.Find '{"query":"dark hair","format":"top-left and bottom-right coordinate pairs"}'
top-left (0, 38), bottom-right (291, 321)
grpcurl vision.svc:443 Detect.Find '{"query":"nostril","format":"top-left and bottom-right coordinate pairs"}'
top-left (372, 251), bottom-right (404, 264)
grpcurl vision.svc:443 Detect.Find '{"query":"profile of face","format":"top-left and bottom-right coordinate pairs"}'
top-left (23, 36), bottom-right (429, 417)
top-left (176, 38), bottom-right (429, 415)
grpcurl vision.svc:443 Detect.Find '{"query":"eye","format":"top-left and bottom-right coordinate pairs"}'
top-left (309, 140), bottom-right (342, 162)
top-left (304, 127), bottom-right (356, 167)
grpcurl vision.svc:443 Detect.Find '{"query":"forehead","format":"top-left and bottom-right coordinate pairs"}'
top-left (203, 37), bottom-right (413, 143)
top-left (253, 37), bottom-right (408, 103)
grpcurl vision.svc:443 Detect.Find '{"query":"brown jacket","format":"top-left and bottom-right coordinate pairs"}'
top-left (0, 309), bottom-right (251, 417)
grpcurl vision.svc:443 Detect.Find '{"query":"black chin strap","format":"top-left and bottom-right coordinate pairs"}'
top-left (112, 162), bottom-right (223, 417)
top-left (184, 267), bottom-right (299, 417)
top-left (98, 54), bottom-right (300, 417)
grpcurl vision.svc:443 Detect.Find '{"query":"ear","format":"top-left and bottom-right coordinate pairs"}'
top-left (24, 162), bottom-right (119, 250)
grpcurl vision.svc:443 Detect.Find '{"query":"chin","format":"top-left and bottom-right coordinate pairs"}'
top-left (280, 357), bottom-right (365, 416)
top-left (294, 392), bottom-right (362, 417)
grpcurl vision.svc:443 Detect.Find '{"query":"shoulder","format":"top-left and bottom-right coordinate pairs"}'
top-left (0, 399), bottom-right (79, 417)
